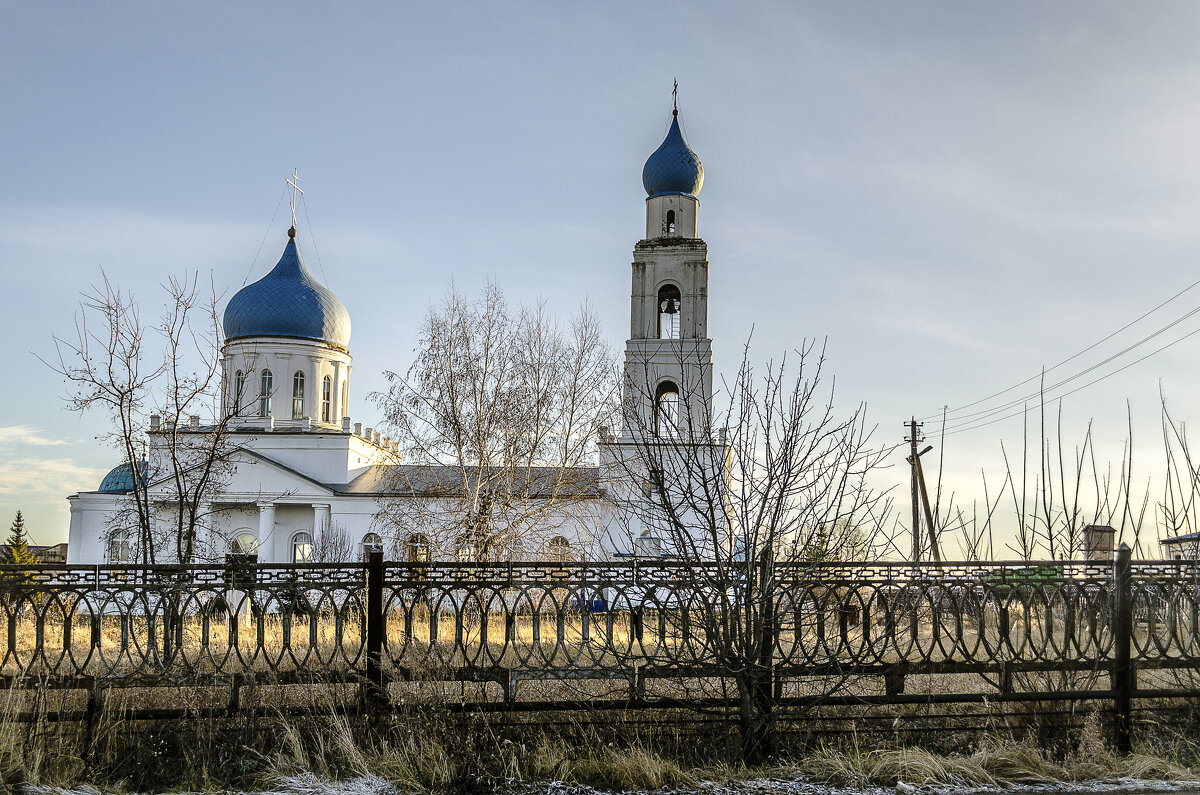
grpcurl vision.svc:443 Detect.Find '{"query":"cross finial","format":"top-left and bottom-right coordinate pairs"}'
top-left (672, 79), bottom-right (678, 114)
top-left (286, 168), bottom-right (304, 233)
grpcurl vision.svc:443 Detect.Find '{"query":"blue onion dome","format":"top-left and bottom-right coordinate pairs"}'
top-left (98, 460), bottom-right (148, 493)
top-left (223, 228), bottom-right (351, 351)
top-left (642, 110), bottom-right (704, 198)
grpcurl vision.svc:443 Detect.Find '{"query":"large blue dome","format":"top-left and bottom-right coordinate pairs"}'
top-left (223, 232), bottom-right (351, 350)
top-left (642, 110), bottom-right (704, 198)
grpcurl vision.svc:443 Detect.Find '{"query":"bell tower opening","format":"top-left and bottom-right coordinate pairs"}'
top-left (658, 284), bottom-right (681, 340)
top-left (655, 381), bottom-right (680, 438)
top-left (666, 209), bottom-right (676, 235)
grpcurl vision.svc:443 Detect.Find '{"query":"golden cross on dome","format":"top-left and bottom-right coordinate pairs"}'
top-left (286, 169), bottom-right (304, 230)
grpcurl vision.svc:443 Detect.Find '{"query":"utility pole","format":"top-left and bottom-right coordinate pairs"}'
top-left (914, 451), bottom-right (941, 564)
top-left (905, 417), bottom-right (942, 565)
top-left (905, 418), bottom-right (922, 564)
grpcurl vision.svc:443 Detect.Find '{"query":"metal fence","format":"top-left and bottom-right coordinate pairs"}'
top-left (4, 549), bottom-right (1200, 748)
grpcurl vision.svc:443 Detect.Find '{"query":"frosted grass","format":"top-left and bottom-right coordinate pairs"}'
top-left (21, 775), bottom-right (1200, 795)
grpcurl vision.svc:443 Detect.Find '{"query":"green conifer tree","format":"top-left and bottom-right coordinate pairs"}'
top-left (1, 511), bottom-right (39, 567)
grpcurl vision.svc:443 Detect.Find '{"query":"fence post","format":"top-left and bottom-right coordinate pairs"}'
top-left (365, 546), bottom-right (386, 709)
top-left (1113, 542), bottom-right (1133, 755)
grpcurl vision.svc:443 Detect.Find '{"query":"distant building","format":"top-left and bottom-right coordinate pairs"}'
top-left (0, 543), bottom-right (68, 564)
top-left (1083, 524), bottom-right (1115, 561)
top-left (1161, 532), bottom-right (1200, 560)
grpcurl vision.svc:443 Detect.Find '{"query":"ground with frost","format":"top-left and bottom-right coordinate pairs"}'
top-left (21, 774), bottom-right (1200, 795)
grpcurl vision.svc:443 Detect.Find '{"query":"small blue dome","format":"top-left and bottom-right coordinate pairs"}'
top-left (223, 232), bottom-right (351, 350)
top-left (98, 460), bottom-right (148, 494)
top-left (642, 111), bottom-right (704, 198)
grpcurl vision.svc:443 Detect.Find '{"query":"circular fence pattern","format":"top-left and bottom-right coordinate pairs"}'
top-left (0, 559), bottom-right (1195, 685)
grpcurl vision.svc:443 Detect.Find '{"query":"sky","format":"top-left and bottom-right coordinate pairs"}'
top-left (4, 2), bottom-right (1200, 555)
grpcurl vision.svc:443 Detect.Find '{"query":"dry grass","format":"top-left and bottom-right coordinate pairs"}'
top-left (524, 736), bottom-right (693, 790)
top-left (6, 690), bottom-right (1200, 793)
top-left (795, 712), bottom-right (1200, 789)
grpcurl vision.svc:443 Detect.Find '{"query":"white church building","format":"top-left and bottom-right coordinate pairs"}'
top-left (66, 104), bottom-right (720, 565)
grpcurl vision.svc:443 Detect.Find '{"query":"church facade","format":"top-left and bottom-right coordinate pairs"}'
top-left (66, 105), bottom-right (719, 565)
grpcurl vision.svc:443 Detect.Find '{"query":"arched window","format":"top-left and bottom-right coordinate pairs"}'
top-left (658, 284), bottom-right (681, 340)
top-left (406, 533), bottom-right (430, 563)
top-left (454, 534), bottom-right (476, 563)
top-left (548, 535), bottom-right (571, 562)
top-left (291, 532), bottom-right (314, 563)
top-left (259, 369), bottom-right (273, 417)
top-left (666, 209), bottom-right (676, 235)
top-left (231, 531), bottom-right (258, 555)
top-left (321, 376), bottom-right (332, 423)
top-left (107, 532), bottom-right (132, 563)
top-left (655, 381), bottom-right (679, 438)
top-left (361, 532), bottom-right (382, 560)
top-left (233, 370), bottom-right (245, 415)
top-left (292, 371), bottom-right (305, 419)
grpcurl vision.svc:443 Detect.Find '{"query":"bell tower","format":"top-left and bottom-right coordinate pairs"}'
top-left (597, 100), bottom-right (728, 559)
top-left (621, 104), bottom-right (713, 439)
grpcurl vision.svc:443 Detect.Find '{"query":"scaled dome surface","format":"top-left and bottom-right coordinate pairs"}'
top-left (98, 460), bottom-right (148, 494)
top-left (642, 111), bottom-right (704, 198)
top-left (223, 232), bottom-right (352, 350)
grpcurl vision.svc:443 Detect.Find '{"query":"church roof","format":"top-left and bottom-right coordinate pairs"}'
top-left (337, 464), bottom-right (601, 498)
top-left (223, 230), bottom-right (351, 350)
top-left (642, 110), bottom-right (704, 198)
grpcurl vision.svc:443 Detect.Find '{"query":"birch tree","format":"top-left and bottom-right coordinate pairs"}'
top-left (373, 282), bottom-right (619, 561)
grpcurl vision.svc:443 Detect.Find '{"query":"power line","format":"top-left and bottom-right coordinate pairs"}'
top-left (930, 322), bottom-right (1200, 439)
top-left (300, 194), bottom-right (330, 286)
top-left (243, 187), bottom-right (287, 286)
top-left (936, 301), bottom-right (1200, 430)
top-left (920, 274), bottom-right (1200, 423)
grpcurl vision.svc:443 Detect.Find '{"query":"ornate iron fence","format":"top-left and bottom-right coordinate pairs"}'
top-left (3, 549), bottom-right (1200, 749)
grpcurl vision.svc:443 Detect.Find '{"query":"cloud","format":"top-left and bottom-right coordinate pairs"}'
top-left (0, 457), bottom-right (105, 498)
top-left (0, 426), bottom-right (103, 499)
top-left (0, 425), bottom-right (68, 447)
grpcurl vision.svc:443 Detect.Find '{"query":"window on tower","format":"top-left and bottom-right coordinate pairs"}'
top-left (259, 370), bottom-right (273, 417)
top-left (322, 375), bottom-right (332, 423)
top-left (292, 371), bottom-right (305, 419)
top-left (658, 284), bottom-right (681, 340)
top-left (233, 370), bottom-right (245, 415)
top-left (666, 209), bottom-right (676, 235)
top-left (655, 381), bottom-right (680, 438)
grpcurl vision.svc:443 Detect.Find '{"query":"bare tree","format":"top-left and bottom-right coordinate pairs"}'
top-left (48, 272), bottom-right (250, 563)
top-left (373, 282), bottom-right (619, 561)
top-left (609, 337), bottom-right (891, 761)
top-left (48, 274), bottom-right (159, 561)
top-left (311, 519), bottom-right (355, 563)
top-left (941, 399), bottom-right (1157, 562)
